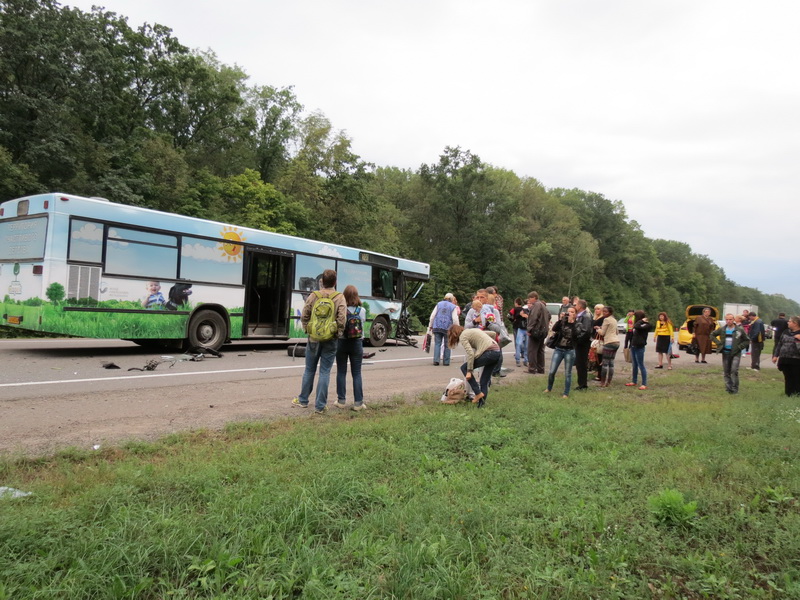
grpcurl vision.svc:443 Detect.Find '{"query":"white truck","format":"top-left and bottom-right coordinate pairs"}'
top-left (722, 303), bottom-right (758, 318)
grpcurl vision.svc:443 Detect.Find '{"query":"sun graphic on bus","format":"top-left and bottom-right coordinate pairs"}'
top-left (219, 226), bottom-right (246, 261)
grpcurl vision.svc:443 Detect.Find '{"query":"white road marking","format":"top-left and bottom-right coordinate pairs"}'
top-left (0, 353), bottom-right (485, 388)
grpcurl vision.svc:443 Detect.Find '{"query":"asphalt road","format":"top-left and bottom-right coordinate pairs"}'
top-left (0, 336), bottom-right (774, 455)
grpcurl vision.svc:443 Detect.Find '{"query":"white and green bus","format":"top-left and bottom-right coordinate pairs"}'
top-left (0, 193), bottom-right (429, 350)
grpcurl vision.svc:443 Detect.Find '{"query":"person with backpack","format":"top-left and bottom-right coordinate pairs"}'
top-left (332, 285), bottom-right (367, 411)
top-left (428, 293), bottom-right (460, 366)
top-left (292, 269), bottom-right (347, 413)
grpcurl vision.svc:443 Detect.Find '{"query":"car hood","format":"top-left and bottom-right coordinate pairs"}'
top-left (685, 305), bottom-right (719, 320)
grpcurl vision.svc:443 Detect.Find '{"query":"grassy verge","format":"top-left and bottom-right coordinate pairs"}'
top-left (1, 367), bottom-right (798, 599)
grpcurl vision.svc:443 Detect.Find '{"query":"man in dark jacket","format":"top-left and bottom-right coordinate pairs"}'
top-left (525, 291), bottom-right (550, 374)
top-left (574, 299), bottom-right (594, 389)
top-left (747, 311), bottom-right (765, 370)
top-left (711, 314), bottom-right (750, 394)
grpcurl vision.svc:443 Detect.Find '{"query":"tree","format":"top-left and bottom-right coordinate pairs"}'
top-left (46, 282), bottom-right (65, 304)
top-left (249, 85), bottom-right (303, 183)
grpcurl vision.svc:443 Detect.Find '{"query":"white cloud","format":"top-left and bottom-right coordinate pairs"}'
top-left (181, 242), bottom-right (233, 263)
top-left (318, 245), bottom-right (343, 258)
top-left (71, 222), bottom-right (102, 241)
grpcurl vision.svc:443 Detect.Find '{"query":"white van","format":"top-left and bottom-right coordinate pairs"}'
top-left (545, 303), bottom-right (562, 326)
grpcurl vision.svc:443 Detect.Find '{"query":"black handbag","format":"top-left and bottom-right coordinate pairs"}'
top-left (545, 333), bottom-right (559, 349)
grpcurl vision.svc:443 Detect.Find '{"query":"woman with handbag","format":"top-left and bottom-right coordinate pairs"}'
top-left (653, 312), bottom-right (675, 369)
top-left (545, 306), bottom-right (578, 398)
top-left (596, 306), bottom-right (620, 387)
top-left (590, 304), bottom-right (606, 381)
top-left (428, 293), bottom-right (460, 366)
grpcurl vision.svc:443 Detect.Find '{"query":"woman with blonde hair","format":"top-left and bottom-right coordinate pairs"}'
top-left (448, 324), bottom-right (501, 408)
top-left (597, 306), bottom-right (620, 387)
top-left (590, 303), bottom-right (606, 381)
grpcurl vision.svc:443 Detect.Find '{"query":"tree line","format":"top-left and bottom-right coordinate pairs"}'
top-left (2, 0), bottom-right (797, 324)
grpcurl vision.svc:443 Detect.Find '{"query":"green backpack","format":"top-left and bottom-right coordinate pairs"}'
top-left (307, 291), bottom-right (340, 342)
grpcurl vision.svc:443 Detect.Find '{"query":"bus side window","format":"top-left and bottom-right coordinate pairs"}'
top-left (373, 268), bottom-right (394, 299)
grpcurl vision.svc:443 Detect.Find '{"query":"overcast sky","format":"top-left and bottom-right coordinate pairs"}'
top-left (68, 0), bottom-right (800, 306)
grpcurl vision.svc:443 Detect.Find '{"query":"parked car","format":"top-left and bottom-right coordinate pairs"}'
top-left (545, 303), bottom-right (562, 327)
top-left (677, 305), bottom-right (720, 352)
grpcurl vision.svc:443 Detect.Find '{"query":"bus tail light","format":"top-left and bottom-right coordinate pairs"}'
top-left (32, 265), bottom-right (43, 275)
top-left (44, 200), bottom-right (49, 209)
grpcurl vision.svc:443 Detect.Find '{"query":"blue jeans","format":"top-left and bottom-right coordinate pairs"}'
top-left (298, 339), bottom-right (337, 411)
top-left (432, 329), bottom-right (450, 365)
top-left (547, 347), bottom-right (575, 395)
top-left (336, 337), bottom-right (364, 405)
top-left (460, 349), bottom-right (502, 400)
top-left (631, 345), bottom-right (647, 386)
top-left (514, 328), bottom-right (528, 363)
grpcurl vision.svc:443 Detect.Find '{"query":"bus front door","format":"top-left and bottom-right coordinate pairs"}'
top-left (244, 251), bottom-right (292, 337)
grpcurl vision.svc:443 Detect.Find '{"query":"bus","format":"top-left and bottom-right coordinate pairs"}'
top-left (0, 193), bottom-right (429, 351)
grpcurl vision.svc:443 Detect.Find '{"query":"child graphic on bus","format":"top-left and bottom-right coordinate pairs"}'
top-left (142, 281), bottom-right (165, 309)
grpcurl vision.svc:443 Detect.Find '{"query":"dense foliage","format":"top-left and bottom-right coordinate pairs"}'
top-left (1, 0), bottom-right (797, 322)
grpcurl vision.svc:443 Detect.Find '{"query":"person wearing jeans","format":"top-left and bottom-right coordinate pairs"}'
top-left (448, 324), bottom-right (501, 408)
top-left (292, 269), bottom-right (347, 413)
top-left (297, 339), bottom-right (338, 411)
top-left (334, 285), bottom-right (367, 411)
top-left (428, 293), bottom-right (460, 366)
top-left (545, 306), bottom-right (578, 397)
top-left (711, 314), bottom-right (750, 394)
top-left (625, 310), bottom-right (651, 390)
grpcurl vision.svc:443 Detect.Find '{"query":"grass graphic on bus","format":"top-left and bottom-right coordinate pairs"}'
top-left (3, 292), bottom-right (373, 342)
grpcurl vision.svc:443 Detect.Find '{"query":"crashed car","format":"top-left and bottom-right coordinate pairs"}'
top-left (677, 305), bottom-right (720, 353)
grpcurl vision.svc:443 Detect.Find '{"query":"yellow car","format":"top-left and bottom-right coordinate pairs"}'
top-left (677, 305), bottom-right (720, 353)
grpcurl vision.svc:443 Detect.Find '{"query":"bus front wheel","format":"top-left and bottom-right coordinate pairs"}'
top-left (187, 310), bottom-right (227, 352)
top-left (368, 316), bottom-right (390, 347)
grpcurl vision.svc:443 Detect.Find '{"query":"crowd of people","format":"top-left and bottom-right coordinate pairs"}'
top-left (290, 271), bottom-right (800, 414)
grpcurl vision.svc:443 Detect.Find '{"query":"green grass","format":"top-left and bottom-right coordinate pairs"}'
top-left (1, 367), bottom-right (799, 598)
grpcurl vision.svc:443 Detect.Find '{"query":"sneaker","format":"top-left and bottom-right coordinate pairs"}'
top-left (332, 401), bottom-right (346, 409)
top-left (291, 397), bottom-right (308, 408)
top-left (494, 372), bottom-right (507, 378)
top-left (433, 362), bottom-right (440, 366)
top-left (523, 361), bottom-right (528, 367)
top-left (351, 403), bottom-right (367, 411)
top-left (314, 407), bottom-right (327, 414)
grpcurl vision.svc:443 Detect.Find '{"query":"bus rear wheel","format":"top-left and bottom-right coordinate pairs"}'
top-left (187, 310), bottom-right (227, 352)
top-left (368, 316), bottom-right (390, 347)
